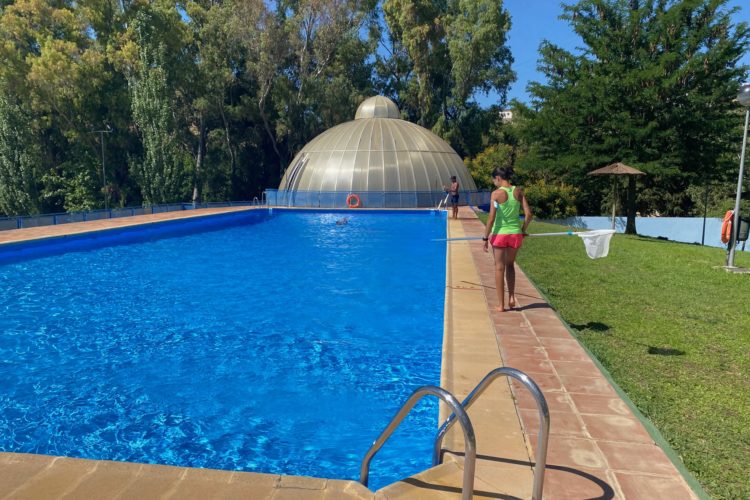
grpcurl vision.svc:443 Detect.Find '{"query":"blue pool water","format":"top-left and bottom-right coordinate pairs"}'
top-left (0, 210), bottom-right (446, 489)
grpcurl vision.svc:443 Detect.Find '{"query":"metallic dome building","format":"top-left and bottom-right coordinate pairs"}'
top-left (276, 96), bottom-right (478, 208)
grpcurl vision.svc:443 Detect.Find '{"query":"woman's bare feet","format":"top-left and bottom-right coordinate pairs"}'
top-left (508, 296), bottom-right (516, 309)
top-left (495, 306), bottom-right (507, 312)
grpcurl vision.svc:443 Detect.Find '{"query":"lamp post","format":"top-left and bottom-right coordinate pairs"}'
top-left (726, 83), bottom-right (750, 268)
top-left (92, 125), bottom-right (112, 210)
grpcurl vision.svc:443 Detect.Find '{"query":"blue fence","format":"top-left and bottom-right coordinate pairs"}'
top-left (264, 189), bottom-right (492, 208)
top-left (544, 216), bottom-right (749, 252)
top-left (1, 189), bottom-right (493, 232)
top-left (0, 201), bottom-right (262, 232)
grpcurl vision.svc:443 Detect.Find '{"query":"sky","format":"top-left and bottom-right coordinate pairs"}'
top-left (477, 0), bottom-right (750, 107)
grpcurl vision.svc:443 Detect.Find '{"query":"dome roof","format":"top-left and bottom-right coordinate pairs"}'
top-left (355, 96), bottom-right (401, 119)
top-left (279, 96), bottom-right (477, 198)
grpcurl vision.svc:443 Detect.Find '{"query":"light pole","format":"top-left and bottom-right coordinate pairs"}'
top-left (92, 125), bottom-right (112, 210)
top-left (726, 82), bottom-right (750, 268)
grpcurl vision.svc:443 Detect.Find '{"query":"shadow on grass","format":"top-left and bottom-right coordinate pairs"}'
top-left (570, 322), bottom-right (685, 356)
top-left (432, 451), bottom-right (615, 500)
top-left (570, 321), bottom-right (611, 333)
top-left (647, 346), bottom-right (686, 356)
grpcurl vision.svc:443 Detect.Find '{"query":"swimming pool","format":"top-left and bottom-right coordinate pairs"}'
top-left (0, 209), bottom-right (446, 489)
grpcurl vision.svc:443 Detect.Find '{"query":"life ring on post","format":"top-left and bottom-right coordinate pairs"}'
top-left (346, 193), bottom-right (361, 208)
top-left (721, 210), bottom-right (734, 244)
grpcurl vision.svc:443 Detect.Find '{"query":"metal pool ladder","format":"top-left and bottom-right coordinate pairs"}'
top-left (434, 367), bottom-right (551, 500)
top-left (437, 193), bottom-right (450, 210)
top-left (360, 386), bottom-right (477, 500)
top-left (359, 368), bottom-right (550, 500)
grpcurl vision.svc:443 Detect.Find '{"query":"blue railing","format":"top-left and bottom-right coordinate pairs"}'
top-left (263, 189), bottom-right (492, 208)
top-left (0, 200), bottom-right (264, 232)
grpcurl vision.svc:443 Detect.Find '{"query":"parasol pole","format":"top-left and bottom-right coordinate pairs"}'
top-left (611, 177), bottom-right (616, 230)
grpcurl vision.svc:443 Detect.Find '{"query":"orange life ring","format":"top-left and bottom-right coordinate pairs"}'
top-left (346, 193), bottom-right (361, 208)
top-left (721, 210), bottom-right (734, 244)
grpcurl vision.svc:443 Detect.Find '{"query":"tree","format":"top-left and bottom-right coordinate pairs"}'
top-left (518, 0), bottom-right (749, 233)
top-left (377, 0), bottom-right (514, 156)
top-left (128, 23), bottom-right (189, 204)
top-left (0, 90), bottom-right (41, 215)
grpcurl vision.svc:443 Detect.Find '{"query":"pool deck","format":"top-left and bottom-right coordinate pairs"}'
top-left (0, 206), bottom-right (700, 499)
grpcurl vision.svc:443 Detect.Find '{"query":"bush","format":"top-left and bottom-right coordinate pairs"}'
top-left (524, 179), bottom-right (578, 219)
top-left (465, 144), bottom-right (514, 189)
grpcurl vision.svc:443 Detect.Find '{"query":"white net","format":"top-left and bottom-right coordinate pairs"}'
top-left (577, 230), bottom-right (616, 259)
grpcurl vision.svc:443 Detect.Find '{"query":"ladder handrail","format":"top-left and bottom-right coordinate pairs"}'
top-left (433, 367), bottom-right (550, 500)
top-left (360, 385), bottom-right (476, 500)
top-left (437, 192), bottom-right (450, 210)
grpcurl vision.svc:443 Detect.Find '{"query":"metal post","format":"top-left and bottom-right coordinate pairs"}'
top-left (727, 108), bottom-right (749, 268)
top-left (701, 184), bottom-right (709, 245)
top-left (91, 126), bottom-right (112, 211)
top-left (611, 177), bottom-right (617, 230)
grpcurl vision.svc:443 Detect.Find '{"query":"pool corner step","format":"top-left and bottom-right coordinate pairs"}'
top-left (375, 456), bottom-right (532, 499)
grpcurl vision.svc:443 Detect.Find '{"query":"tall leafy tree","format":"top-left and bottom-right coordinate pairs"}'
top-left (377, 0), bottom-right (514, 156)
top-left (232, 0), bottom-right (378, 178)
top-left (518, 0), bottom-right (749, 233)
top-left (128, 20), bottom-right (189, 204)
top-left (0, 89), bottom-right (41, 215)
top-left (0, 0), bottom-right (116, 211)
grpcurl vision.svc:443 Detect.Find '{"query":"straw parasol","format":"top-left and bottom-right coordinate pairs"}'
top-left (588, 163), bottom-right (646, 232)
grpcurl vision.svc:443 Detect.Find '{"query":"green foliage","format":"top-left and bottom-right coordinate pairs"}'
top-left (518, 0), bottom-right (750, 219)
top-left (508, 220), bottom-right (750, 499)
top-left (0, 0), bottom-right (747, 219)
top-left (128, 35), bottom-right (188, 204)
top-left (0, 90), bottom-right (41, 215)
top-left (41, 161), bottom-right (100, 212)
top-left (523, 179), bottom-right (578, 219)
top-left (464, 144), bottom-right (514, 189)
top-left (377, 0), bottom-right (514, 156)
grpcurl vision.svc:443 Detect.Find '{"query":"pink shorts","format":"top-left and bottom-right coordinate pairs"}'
top-left (489, 233), bottom-right (524, 249)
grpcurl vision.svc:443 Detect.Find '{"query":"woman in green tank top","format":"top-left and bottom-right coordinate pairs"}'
top-left (483, 166), bottom-right (533, 312)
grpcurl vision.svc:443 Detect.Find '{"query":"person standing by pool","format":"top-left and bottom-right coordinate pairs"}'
top-left (444, 176), bottom-right (460, 219)
top-left (483, 166), bottom-right (532, 312)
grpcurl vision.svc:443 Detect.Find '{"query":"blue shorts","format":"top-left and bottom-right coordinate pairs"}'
top-left (451, 195), bottom-right (459, 204)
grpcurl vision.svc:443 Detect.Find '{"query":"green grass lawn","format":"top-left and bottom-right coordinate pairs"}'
top-left (476, 215), bottom-right (750, 499)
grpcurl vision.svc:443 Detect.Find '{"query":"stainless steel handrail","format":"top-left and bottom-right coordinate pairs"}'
top-left (437, 193), bottom-right (450, 210)
top-left (432, 367), bottom-right (550, 500)
top-left (360, 385), bottom-right (476, 500)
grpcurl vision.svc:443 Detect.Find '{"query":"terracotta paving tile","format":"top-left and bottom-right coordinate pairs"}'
top-left (528, 436), bottom-right (607, 470)
top-left (568, 394), bottom-right (632, 417)
top-left (596, 441), bottom-right (677, 475)
top-left (559, 375), bottom-right (618, 396)
top-left (499, 343), bottom-right (546, 359)
top-left (537, 336), bottom-right (580, 347)
top-left (500, 354), bottom-right (555, 375)
top-left (580, 415), bottom-right (653, 444)
top-left (510, 373), bottom-right (563, 393)
top-left (544, 345), bottom-right (592, 362)
top-left (615, 471), bottom-right (697, 499)
top-left (551, 360), bottom-right (601, 378)
top-left (531, 327), bottom-right (573, 339)
top-left (520, 312), bottom-right (560, 323)
top-left (514, 390), bottom-right (575, 413)
top-left (495, 326), bottom-right (535, 338)
top-left (497, 335), bottom-right (541, 348)
top-left (519, 409), bottom-right (586, 437)
top-left (539, 465), bottom-right (618, 500)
